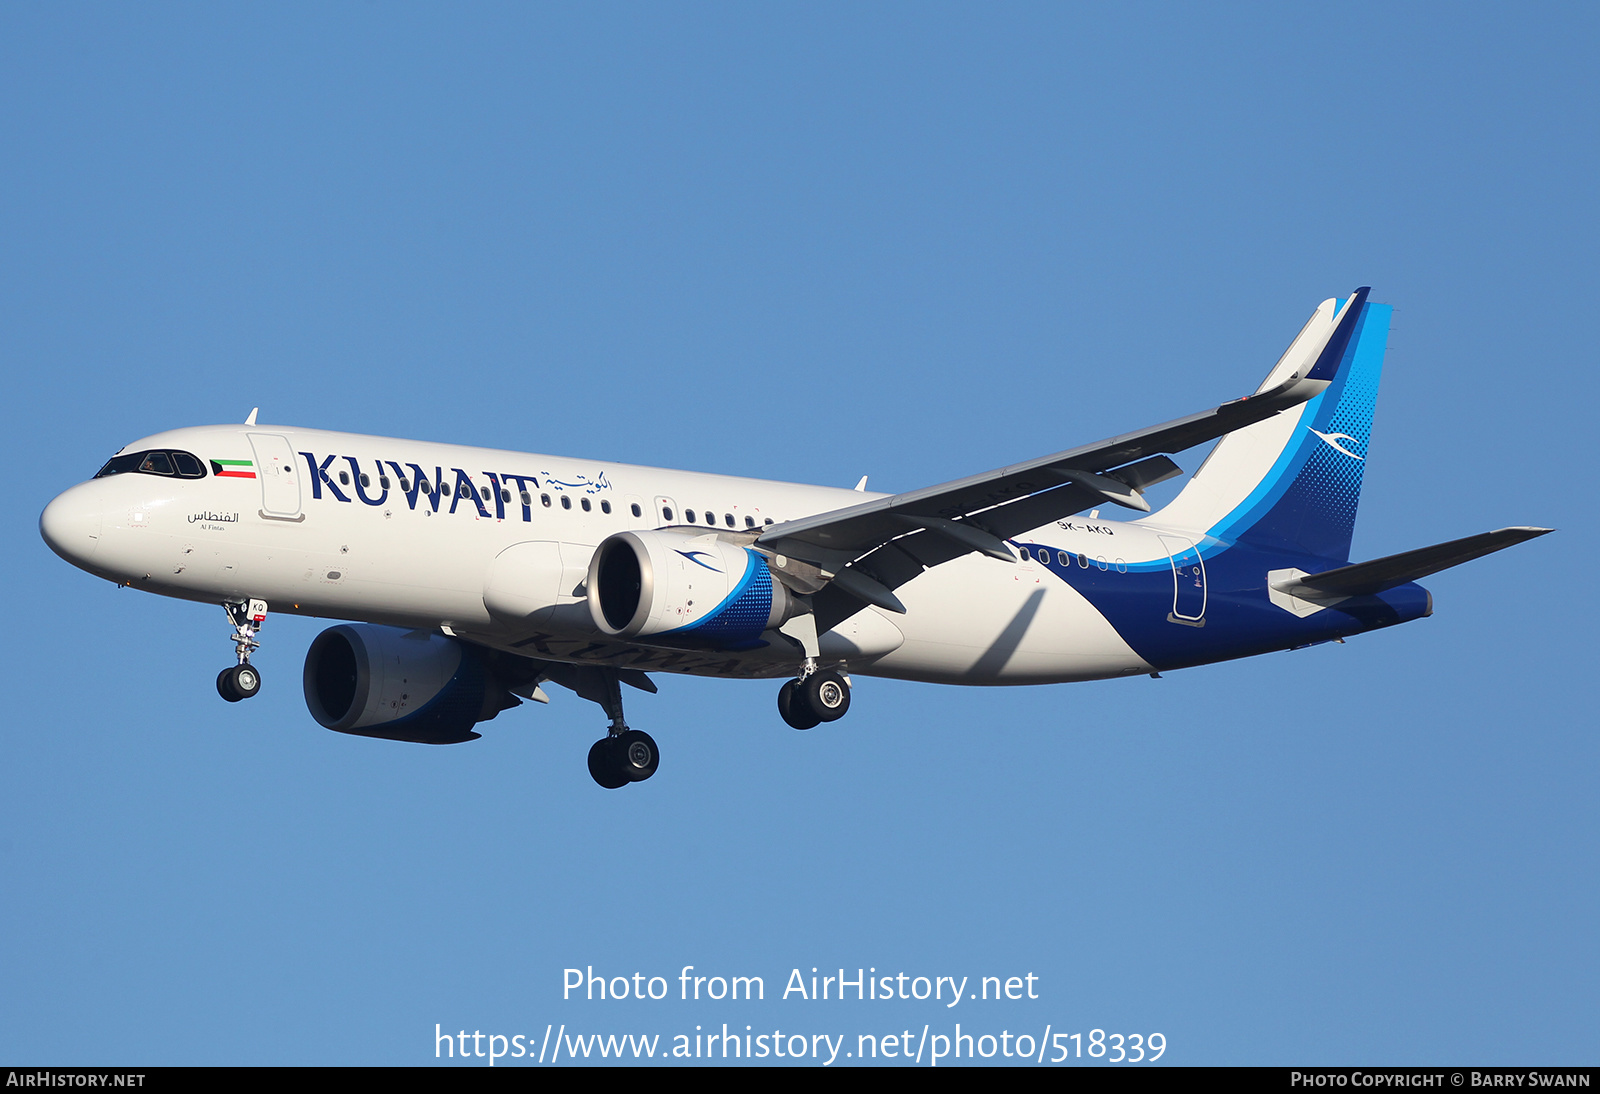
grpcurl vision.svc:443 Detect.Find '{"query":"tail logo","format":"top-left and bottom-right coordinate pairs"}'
top-left (1309, 429), bottom-right (1365, 460)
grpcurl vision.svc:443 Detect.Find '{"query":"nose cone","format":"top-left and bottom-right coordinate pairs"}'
top-left (41, 482), bottom-right (104, 568)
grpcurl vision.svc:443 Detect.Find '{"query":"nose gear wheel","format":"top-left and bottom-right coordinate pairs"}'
top-left (217, 599), bottom-right (267, 702)
top-left (216, 663), bottom-right (261, 702)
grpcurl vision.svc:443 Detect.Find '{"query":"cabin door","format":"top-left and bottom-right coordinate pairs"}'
top-left (1158, 534), bottom-right (1206, 625)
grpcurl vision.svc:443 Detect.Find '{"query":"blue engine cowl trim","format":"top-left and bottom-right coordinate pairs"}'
top-left (365, 651), bottom-right (489, 745)
top-left (664, 547), bottom-right (774, 651)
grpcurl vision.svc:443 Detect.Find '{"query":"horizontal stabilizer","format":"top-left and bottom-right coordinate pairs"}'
top-left (1271, 527), bottom-right (1553, 599)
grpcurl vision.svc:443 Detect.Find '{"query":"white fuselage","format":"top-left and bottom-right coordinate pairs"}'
top-left (44, 424), bottom-right (1159, 685)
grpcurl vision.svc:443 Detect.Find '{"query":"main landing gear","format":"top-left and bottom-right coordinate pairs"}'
top-left (579, 667), bottom-right (659, 790)
top-left (777, 666), bottom-right (851, 730)
top-left (588, 731), bottom-right (660, 790)
top-left (216, 599), bottom-right (267, 703)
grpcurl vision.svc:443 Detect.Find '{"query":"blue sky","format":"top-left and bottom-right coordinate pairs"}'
top-left (2, 4), bottom-right (1595, 1066)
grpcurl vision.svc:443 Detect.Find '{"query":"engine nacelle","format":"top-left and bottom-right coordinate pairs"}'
top-left (302, 624), bottom-right (516, 744)
top-left (587, 530), bottom-right (795, 649)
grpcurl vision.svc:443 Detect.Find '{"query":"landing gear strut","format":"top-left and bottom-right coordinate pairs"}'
top-left (216, 599), bottom-right (267, 703)
top-left (778, 665), bottom-right (850, 729)
top-left (573, 666), bottom-right (659, 789)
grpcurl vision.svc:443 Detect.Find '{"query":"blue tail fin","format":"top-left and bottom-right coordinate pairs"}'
top-left (1147, 292), bottom-right (1392, 563)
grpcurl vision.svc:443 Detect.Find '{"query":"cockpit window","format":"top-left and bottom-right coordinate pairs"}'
top-left (95, 454), bottom-right (142, 478)
top-left (95, 449), bottom-right (208, 480)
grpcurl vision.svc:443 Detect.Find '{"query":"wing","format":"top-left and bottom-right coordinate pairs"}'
top-left (758, 288), bottom-right (1370, 631)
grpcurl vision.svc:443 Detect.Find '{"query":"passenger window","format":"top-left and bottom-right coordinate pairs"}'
top-left (1057, 551), bottom-right (1069, 566)
top-left (631, 503), bottom-right (642, 517)
top-left (581, 498), bottom-right (591, 511)
top-left (172, 452), bottom-right (205, 478)
top-left (519, 491), bottom-right (531, 506)
top-left (542, 494), bottom-right (552, 507)
top-left (480, 487), bottom-right (490, 501)
top-left (440, 482), bottom-right (451, 496)
top-left (686, 510), bottom-right (697, 523)
top-left (420, 480), bottom-right (431, 495)
top-left (745, 516), bottom-right (755, 528)
top-left (339, 471), bottom-right (350, 485)
top-left (662, 507), bottom-right (674, 521)
top-left (764, 518), bottom-right (773, 525)
top-left (725, 514), bottom-right (735, 527)
top-left (380, 476), bottom-right (391, 489)
top-left (139, 452), bottom-right (174, 475)
top-left (360, 474), bottom-right (370, 487)
top-left (1077, 553), bottom-right (1088, 568)
top-left (399, 478), bottom-right (411, 491)
top-left (601, 500), bottom-right (612, 514)
top-left (561, 495), bottom-right (571, 510)
top-left (501, 489), bottom-right (511, 504)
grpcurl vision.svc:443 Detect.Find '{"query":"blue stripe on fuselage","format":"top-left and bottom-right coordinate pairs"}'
top-left (1015, 537), bottom-right (1430, 671)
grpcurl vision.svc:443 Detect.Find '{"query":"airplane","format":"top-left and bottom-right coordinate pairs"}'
top-left (39, 288), bottom-right (1550, 788)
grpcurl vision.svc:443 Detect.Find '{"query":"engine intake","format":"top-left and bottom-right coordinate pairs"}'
top-left (302, 624), bottom-right (517, 744)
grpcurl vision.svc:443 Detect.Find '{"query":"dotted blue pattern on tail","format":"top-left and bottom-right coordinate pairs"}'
top-left (1208, 301), bottom-right (1391, 563)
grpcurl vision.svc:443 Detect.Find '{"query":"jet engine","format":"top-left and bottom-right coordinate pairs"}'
top-left (587, 530), bottom-right (797, 649)
top-left (302, 624), bottom-right (518, 744)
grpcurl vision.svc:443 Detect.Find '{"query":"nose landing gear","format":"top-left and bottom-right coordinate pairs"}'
top-left (216, 599), bottom-right (267, 703)
top-left (217, 663), bottom-right (261, 702)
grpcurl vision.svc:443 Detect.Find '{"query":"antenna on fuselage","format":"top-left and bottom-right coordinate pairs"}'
top-left (245, 407), bottom-right (258, 425)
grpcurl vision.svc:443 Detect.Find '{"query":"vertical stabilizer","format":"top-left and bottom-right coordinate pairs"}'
top-left (1143, 292), bottom-right (1391, 563)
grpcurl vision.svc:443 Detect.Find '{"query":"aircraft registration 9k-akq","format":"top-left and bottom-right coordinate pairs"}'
top-left (41, 288), bottom-right (1549, 788)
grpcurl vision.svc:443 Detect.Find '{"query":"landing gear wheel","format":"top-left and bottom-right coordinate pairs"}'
top-left (233, 664), bottom-right (261, 699)
top-left (803, 670), bottom-right (850, 722)
top-left (616, 729), bottom-right (659, 782)
top-left (587, 737), bottom-right (629, 790)
top-left (217, 664), bottom-right (261, 703)
top-left (778, 679), bottom-right (821, 730)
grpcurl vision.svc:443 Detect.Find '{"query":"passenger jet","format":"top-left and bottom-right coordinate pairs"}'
top-left (39, 289), bottom-right (1549, 787)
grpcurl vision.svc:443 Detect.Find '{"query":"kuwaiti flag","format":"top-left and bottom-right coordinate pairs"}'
top-left (211, 459), bottom-right (256, 479)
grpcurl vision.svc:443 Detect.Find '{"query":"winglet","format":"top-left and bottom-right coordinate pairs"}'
top-left (1303, 287), bottom-right (1369, 382)
top-left (1225, 286), bottom-right (1371, 415)
top-left (245, 407), bottom-right (259, 426)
